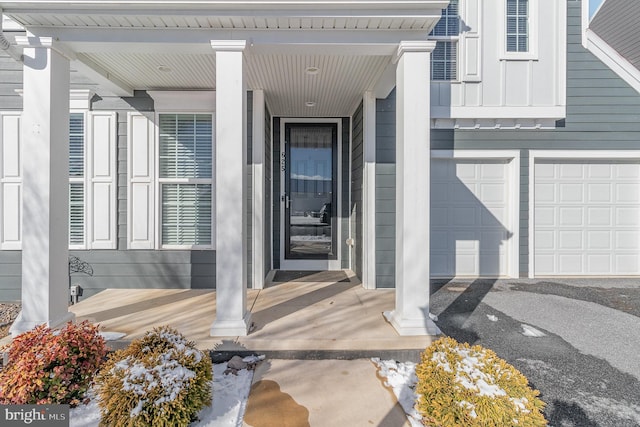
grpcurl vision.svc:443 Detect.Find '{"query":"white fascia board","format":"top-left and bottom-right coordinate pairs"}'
top-left (44, 27), bottom-right (433, 49)
top-left (431, 106), bottom-right (566, 120)
top-left (1, 1), bottom-right (450, 14)
top-left (584, 29), bottom-right (640, 96)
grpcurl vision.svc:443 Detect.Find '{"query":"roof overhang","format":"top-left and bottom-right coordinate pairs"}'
top-left (1, 0), bottom-right (449, 116)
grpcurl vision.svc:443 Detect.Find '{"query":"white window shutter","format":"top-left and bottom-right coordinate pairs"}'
top-left (461, 0), bottom-right (482, 82)
top-left (88, 112), bottom-right (117, 249)
top-left (1, 113), bottom-right (22, 250)
top-left (127, 112), bottom-right (155, 249)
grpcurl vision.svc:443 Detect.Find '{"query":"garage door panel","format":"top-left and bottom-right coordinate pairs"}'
top-left (587, 164), bottom-right (612, 178)
top-left (559, 207), bottom-right (583, 226)
top-left (535, 160), bottom-right (640, 276)
top-left (587, 230), bottom-right (611, 250)
top-left (588, 207), bottom-right (611, 226)
top-left (559, 230), bottom-right (583, 250)
top-left (559, 163), bottom-right (584, 179)
top-left (535, 230), bottom-right (555, 249)
top-left (558, 254), bottom-right (583, 274)
top-left (536, 183), bottom-right (555, 202)
top-left (587, 183), bottom-right (611, 202)
top-left (482, 208), bottom-right (507, 225)
top-left (616, 207), bottom-right (640, 225)
top-left (431, 158), bottom-right (514, 278)
top-left (480, 183), bottom-right (507, 203)
top-left (535, 207), bottom-right (555, 226)
top-left (559, 183), bottom-right (584, 203)
top-left (615, 183), bottom-right (640, 202)
top-left (616, 255), bottom-right (640, 273)
top-left (587, 254), bottom-right (611, 274)
top-left (480, 163), bottom-right (507, 179)
top-left (453, 207), bottom-right (478, 226)
top-left (616, 163), bottom-right (640, 179)
top-left (616, 231), bottom-right (640, 250)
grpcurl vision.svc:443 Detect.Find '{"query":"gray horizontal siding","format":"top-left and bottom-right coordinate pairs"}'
top-left (0, 250), bottom-right (216, 301)
top-left (351, 101), bottom-right (364, 279)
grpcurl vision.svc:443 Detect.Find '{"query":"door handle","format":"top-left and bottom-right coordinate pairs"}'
top-left (286, 194), bottom-right (290, 209)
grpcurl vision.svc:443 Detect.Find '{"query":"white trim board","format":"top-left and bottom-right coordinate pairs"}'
top-left (528, 150), bottom-right (640, 278)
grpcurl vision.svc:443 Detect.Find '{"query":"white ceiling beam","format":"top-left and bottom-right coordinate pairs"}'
top-left (72, 53), bottom-right (134, 97)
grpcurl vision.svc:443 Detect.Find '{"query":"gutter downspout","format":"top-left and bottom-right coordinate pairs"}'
top-left (0, 11), bottom-right (23, 62)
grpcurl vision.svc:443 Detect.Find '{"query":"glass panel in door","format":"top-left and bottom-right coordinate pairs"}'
top-left (285, 123), bottom-right (337, 260)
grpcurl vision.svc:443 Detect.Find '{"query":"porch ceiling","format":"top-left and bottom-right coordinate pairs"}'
top-left (2, 0), bottom-right (448, 116)
top-left (79, 51), bottom-right (391, 116)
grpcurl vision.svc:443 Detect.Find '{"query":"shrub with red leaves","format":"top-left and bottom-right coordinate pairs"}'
top-left (0, 320), bottom-right (106, 406)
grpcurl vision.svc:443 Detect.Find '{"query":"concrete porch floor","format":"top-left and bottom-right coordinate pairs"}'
top-left (70, 271), bottom-right (434, 359)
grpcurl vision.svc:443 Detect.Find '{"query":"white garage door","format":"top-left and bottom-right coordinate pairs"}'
top-left (534, 161), bottom-right (640, 275)
top-left (431, 158), bottom-right (514, 277)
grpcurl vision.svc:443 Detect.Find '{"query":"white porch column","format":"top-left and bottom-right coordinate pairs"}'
top-left (210, 40), bottom-right (252, 336)
top-left (387, 41), bottom-right (440, 336)
top-left (10, 36), bottom-right (74, 336)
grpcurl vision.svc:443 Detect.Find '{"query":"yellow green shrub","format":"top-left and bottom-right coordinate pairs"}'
top-left (95, 326), bottom-right (212, 427)
top-left (415, 337), bottom-right (547, 427)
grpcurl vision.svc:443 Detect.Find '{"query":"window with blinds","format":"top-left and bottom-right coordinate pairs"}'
top-left (159, 114), bottom-right (213, 247)
top-left (430, 0), bottom-right (459, 81)
top-left (507, 0), bottom-right (529, 52)
top-left (69, 113), bottom-right (85, 246)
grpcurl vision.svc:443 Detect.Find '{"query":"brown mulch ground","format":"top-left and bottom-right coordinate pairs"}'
top-left (0, 303), bottom-right (20, 340)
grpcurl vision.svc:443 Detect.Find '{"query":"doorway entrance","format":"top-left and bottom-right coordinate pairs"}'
top-left (280, 120), bottom-right (341, 270)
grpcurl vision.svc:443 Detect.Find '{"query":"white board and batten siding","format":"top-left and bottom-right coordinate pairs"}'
top-left (431, 151), bottom-right (520, 278)
top-left (532, 152), bottom-right (640, 276)
top-left (0, 111), bottom-right (117, 250)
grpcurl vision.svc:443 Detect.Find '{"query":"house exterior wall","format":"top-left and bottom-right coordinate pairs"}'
top-left (374, 0), bottom-right (640, 284)
top-left (0, 86), bottom-right (267, 299)
top-left (264, 108), bottom-right (273, 275)
top-left (351, 101), bottom-right (364, 279)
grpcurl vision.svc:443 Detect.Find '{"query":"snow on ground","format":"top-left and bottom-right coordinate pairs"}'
top-left (70, 359), bottom-right (256, 427)
top-left (372, 358), bottom-right (423, 427)
top-left (521, 324), bottom-right (547, 337)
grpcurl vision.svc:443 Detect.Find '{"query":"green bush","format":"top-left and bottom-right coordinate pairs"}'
top-left (415, 337), bottom-right (547, 427)
top-left (0, 320), bottom-right (106, 406)
top-left (95, 326), bottom-right (212, 427)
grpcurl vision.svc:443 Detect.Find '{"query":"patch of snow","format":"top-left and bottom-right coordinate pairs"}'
top-left (70, 361), bottom-right (254, 427)
top-left (487, 315), bottom-right (498, 322)
top-left (242, 354), bottom-right (266, 364)
top-left (459, 401), bottom-right (477, 419)
top-left (99, 331), bottom-right (126, 341)
top-left (372, 358), bottom-right (422, 427)
top-left (521, 324), bottom-right (546, 337)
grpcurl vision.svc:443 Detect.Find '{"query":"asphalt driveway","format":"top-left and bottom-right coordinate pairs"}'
top-left (430, 278), bottom-right (640, 427)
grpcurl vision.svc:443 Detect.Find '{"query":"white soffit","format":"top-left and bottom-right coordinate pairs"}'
top-left (81, 51), bottom-right (391, 116)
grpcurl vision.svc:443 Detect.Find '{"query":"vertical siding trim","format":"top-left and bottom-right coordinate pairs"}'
top-left (251, 90), bottom-right (265, 289)
top-left (362, 92), bottom-right (377, 288)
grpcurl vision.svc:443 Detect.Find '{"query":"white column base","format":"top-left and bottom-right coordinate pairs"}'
top-left (210, 312), bottom-right (252, 337)
top-left (9, 311), bottom-right (75, 337)
top-left (384, 310), bottom-right (441, 336)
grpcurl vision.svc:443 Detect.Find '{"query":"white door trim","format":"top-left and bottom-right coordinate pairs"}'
top-left (432, 149), bottom-right (521, 278)
top-left (528, 150), bottom-right (640, 278)
top-left (279, 117), bottom-right (343, 271)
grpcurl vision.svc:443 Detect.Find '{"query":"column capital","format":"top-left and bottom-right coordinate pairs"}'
top-left (395, 40), bottom-right (437, 63)
top-left (211, 40), bottom-right (248, 52)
